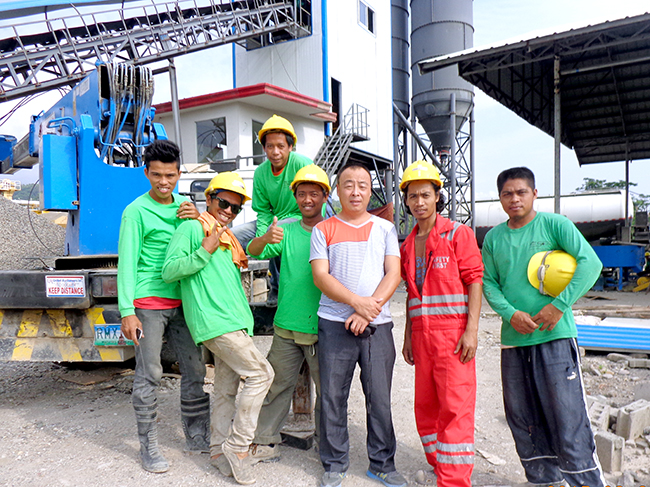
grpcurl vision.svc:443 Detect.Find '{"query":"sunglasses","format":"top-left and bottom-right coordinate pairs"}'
top-left (211, 194), bottom-right (243, 215)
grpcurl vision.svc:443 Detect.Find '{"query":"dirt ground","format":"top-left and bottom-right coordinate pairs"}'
top-left (0, 287), bottom-right (649, 487)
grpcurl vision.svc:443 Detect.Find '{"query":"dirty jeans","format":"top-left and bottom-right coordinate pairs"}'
top-left (203, 330), bottom-right (274, 455)
top-left (231, 218), bottom-right (297, 291)
top-left (502, 338), bottom-right (605, 487)
top-left (318, 318), bottom-right (397, 474)
top-left (132, 307), bottom-right (207, 409)
top-left (253, 332), bottom-right (320, 446)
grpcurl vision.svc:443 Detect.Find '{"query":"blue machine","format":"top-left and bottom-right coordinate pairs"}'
top-left (2, 63), bottom-right (167, 256)
top-left (592, 244), bottom-right (646, 291)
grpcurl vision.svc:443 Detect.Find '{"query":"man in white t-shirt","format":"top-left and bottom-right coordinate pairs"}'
top-left (310, 163), bottom-right (405, 487)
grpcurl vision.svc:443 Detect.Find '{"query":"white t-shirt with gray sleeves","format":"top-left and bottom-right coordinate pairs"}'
top-left (310, 214), bottom-right (400, 324)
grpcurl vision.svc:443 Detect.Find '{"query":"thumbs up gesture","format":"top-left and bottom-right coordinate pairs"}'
top-left (202, 221), bottom-right (228, 254)
top-left (264, 216), bottom-right (284, 245)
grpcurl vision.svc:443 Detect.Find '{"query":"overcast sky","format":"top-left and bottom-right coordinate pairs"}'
top-left (1, 0), bottom-right (649, 201)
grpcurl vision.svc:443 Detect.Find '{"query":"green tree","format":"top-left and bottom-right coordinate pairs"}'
top-left (575, 178), bottom-right (637, 191)
top-left (12, 183), bottom-right (37, 201)
top-left (576, 178), bottom-right (650, 212)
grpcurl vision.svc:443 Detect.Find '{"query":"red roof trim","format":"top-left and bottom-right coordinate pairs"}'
top-left (155, 83), bottom-right (332, 115)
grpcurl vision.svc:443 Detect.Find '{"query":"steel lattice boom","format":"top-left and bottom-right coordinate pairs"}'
top-left (0, 0), bottom-right (311, 102)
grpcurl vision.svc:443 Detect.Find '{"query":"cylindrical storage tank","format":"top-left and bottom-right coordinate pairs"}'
top-left (392, 0), bottom-right (410, 117)
top-left (410, 0), bottom-right (474, 148)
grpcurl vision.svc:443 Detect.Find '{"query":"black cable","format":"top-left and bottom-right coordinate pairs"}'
top-left (26, 179), bottom-right (61, 256)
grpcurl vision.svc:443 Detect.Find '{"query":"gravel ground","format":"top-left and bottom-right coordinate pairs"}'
top-left (0, 289), bottom-right (648, 486)
top-left (0, 197), bottom-right (65, 270)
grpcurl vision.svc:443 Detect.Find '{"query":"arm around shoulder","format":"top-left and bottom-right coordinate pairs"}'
top-left (162, 221), bottom-right (212, 283)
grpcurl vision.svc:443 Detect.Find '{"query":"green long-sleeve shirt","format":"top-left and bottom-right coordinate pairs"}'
top-left (482, 212), bottom-right (602, 347)
top-left (117, 192), bottom-right (188, 318)
top-left (247, 221), bottom-right (320, 335)
top-left (252, 151), bottom-right (312, 237)
top-left (162, 219), bottom-right (253, 345)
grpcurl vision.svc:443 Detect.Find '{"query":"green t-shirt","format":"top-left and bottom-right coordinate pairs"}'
top-left (482, 212), bottom-right (602, 347)
top-left (247, 220), bottom-right (320, 335)
top-left (162, 220), bottom-right (254, 345)
top-left (252, 151), bottom-right (313, 237)
top-left (117, 192), bottom-right (189, 318)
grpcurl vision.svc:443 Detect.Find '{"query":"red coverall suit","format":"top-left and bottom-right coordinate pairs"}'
top-left (400, 215), bottom-right (483, 487)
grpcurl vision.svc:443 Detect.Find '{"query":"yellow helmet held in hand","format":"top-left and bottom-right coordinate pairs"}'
top-left (291, 164), bottom-right (331, 192)
top-left (258, 114), bottom-right (297, 146)
top-left (204, 172), bottom-right (251, 202)
top-left (527, 250), bottom-right (577, 297)
top-left (399, 160), bottom-right (443, 191)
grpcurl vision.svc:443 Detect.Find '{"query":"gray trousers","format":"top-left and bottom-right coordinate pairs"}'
top-left (132, 307), bottom-right (207, 408)
top-left (254, 332), bottom-right (321, 445)
top-left (318, 318), bottom-right (397, 473)
top-left (502, 338), bottom-right (606, 487)
top-left (203, 330), bottom-right (274, 454)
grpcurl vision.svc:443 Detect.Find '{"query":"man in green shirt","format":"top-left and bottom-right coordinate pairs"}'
top-left (118, 139), bottom-right (209, 473)
top-left (162, 171), bottom-right (274, 486)
top-left (482, 167), bottom-right (605, 487)
top-left (232, 114), bottom-right (313, 304)
top-left (245, 164), bottom-right (330, 464)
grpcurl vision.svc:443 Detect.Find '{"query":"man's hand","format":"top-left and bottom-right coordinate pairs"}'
top-left (202, 222), bottom-right (228, 254)
top-left (352, 296), bottom-right (383, 322)
top-left (121, 314), bottom-right (143, 346)
top-left (454, 328), bottom-right (477, 363)
top-left (533, 303), bottom-right (564, 331)
top-left (177, 201), bottom-right (200, 220)
top-left (345, 312), bottom-right (369, 336)
top-left (263, 216), bottom-right (283, 244)
top-left (402, 334), bottom-right (414, 366)
top-left (510, 310), bottom-right (539, 335)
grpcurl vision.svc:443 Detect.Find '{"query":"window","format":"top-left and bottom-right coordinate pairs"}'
top-left (196, 117), bottom-right (226, 164)
top-left (252, 120), bottom-right (265, 165)
top-left (358, 1), bottom-right (375, 34)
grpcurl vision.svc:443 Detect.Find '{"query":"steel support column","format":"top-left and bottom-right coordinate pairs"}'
top-left (449, 92), bottom-right (457, 220)
top-left (168, 58), bottom-right (183, 165)
top-left (470, 108), bottom-right (475, 231)
top-left (554, 55), bottom-right (561, 214)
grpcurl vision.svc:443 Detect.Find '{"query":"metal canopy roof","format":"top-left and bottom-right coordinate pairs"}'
top-left (419, 13), bottom-right (650, 165)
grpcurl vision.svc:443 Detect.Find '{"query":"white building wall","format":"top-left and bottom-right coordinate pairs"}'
top-left (156, 103), bottom-right (324, 165)
top-left (234, 0), bottom-right (394, 161)
top-left (234, 7), bottom-right (323, 101)
top-left (327, 0), bottom-right (393, 160)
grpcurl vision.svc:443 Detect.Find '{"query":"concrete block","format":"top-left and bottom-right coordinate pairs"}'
top-left (589, 400), bottom-right (611, 431)
top-left (616, 399), bottom-right (650, 440)
top-left (607, 352), bottom-right (630, 363)
top-left (634, 381), bottom-right (650, 401)
top-left (594, 430), bottom-right (625, 473)
top-left (628, 358), bottom-right (650, 369)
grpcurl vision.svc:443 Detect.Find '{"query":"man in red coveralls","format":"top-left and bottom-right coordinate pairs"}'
top-left (399, 160), bottom-right (483, 487)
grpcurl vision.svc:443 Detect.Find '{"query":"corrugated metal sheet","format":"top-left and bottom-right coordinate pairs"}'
top-left (418, 13), bottom-right (650, 166)
top-left (577, 318), bottom-right (650, 353)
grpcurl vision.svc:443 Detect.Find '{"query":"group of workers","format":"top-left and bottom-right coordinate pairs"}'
top-left (117, 114), bottom-right (607, 487)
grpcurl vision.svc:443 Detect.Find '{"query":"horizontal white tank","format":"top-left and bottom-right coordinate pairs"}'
top-left (474, 190), bottom-right (633, 245)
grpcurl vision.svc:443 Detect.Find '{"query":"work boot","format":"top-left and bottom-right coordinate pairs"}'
top-left (134, 401), bottom-right (169, 473)
top-left (180, 395), bottom-right (211, 454)
top-left (249, 443), bottom-right (280, 464)
top-left (210, 453), bottom-right (233, 477)
top-left (223, 442), bottom-right (256, 485)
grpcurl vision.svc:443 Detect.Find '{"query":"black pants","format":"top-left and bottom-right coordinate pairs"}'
top-left (318, 318), bottom-right (397, 473)
top-left (502, 338), bottom-right (605, 487)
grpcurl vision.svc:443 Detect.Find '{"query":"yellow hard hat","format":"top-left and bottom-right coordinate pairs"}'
top-left (399, 160), bottom-right (443, 192)
top-left (527, 250), bottom-right (577, 297)
top-left (204, 172), bottom-right (251, 202)
top-left (258, 114), bottom-right (297, 146)
top-left (291, 164), bottom-right (331, 192)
